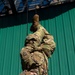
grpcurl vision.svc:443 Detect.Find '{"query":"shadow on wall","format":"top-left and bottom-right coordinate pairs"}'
top-left (0, 2), bottom-right (75, 28)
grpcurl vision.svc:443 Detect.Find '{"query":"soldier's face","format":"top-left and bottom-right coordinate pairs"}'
top-left (33, 21), bottom-right (39, 26)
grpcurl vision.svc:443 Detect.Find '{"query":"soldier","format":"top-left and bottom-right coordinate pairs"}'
top-left (20, 14), bottom-right (49, 67)
top-left (20, 22), bottom-right (47, 66)
top-left (20, 14), bottom-right (56, 75)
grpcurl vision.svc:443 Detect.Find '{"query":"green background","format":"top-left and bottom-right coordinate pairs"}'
top-left (0, 2), bottom-right (75, 75)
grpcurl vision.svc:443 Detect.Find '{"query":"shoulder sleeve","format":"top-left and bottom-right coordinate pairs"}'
top-left (40, 26), bottom-right (49, 35)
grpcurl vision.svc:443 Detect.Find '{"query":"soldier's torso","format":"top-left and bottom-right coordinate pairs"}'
top-left (26, 25), bottom-right (46, 46)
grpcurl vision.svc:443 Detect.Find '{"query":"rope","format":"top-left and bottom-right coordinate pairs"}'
top-left (35, 0), bottom-right (37, 14)
top-left (26, 0), bottom-right (28, 35)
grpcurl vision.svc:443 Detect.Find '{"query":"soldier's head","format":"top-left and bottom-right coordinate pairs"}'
top-left (32, 14), bottom-right (39, 26)
top-left (30, 14), bottom-right (40, 32)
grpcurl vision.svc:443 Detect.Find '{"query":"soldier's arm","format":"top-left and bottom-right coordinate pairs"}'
top-left (40, 26), bottom-right (50, 35)
top-left (41, 35), bottom-right (56, 57)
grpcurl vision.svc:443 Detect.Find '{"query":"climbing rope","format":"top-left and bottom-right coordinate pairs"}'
top-left (26, 0), bottom-right (28, 35)
top-left (35, 0), bottom-right (38, 14)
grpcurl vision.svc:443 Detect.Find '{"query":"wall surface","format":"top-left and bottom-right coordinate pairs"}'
top-left (0, 2), bottom-right (75, 75)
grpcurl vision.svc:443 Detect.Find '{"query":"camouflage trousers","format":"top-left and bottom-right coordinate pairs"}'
top-left (20, 51), bottom-right (48, 75)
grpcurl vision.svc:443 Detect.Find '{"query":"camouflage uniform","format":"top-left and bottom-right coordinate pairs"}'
top-left (20, 32), bottom-right (48, 75)
top-left (20, 25), bottom-right (46, 66)
top-left (20, 14), bottom-right (56, 75)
